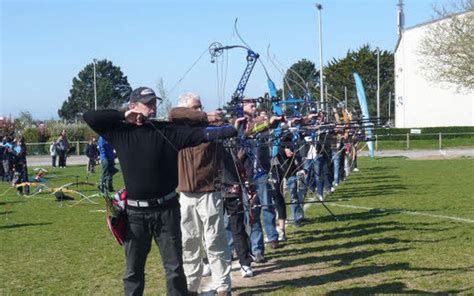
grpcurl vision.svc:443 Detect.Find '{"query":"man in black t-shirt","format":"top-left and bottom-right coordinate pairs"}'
top-left (83, 87), bottom-right (237, 296)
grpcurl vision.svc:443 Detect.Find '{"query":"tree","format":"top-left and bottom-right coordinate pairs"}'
top-left (323, 44), bottom-right (394, 119)
top-left (14, 111), bottom-right (35, 131)
top-left (283, 59), bottom-right (319, 100)
top-left (156, 78), bottom-right (172, 119)
top-left (58, 59), bottom-right (132, 121)
top-left (418, 0), bottom-right (474, 91)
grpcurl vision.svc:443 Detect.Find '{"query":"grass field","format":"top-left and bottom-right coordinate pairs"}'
top-left (1, 156), bottom-right (473, 295)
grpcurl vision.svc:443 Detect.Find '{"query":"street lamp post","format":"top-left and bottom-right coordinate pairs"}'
top-left (315, 3), bottom-right (324, 112)
top-left (377, 48), bottom-right (380, 124)
top-left (93, 59), bottom-right (98, 110)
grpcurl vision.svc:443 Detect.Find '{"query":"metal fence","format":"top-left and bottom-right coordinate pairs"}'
top-left (373, 132), bottom-right (474, 150)
top-left (26, 141), bottom-right (89, 156)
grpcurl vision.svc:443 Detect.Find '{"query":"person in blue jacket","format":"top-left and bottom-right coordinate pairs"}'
top-left (98, 136), bottom-right (117, 193)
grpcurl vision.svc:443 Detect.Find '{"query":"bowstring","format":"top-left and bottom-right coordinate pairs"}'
top-left (167, 47), bottom-right (209, 97)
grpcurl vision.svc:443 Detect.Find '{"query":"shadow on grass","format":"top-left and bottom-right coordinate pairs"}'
top-left (333, 184), bottom-right (408, 199)
top-left (266, 248), bottom-right (410, 272)
top-left (0, 200), bottom-right (26, 206)
top-left (0, 222), bottom-right (52, 230)
top-left (236, 263), bottom-right (468, 295)
top-left (0, 211), bottom-right (13, 215)
top-left (298, 221), bottom-right (436, 233)
top-left (272, 236), bottom-right (445, 260)
top-left (309, 209), bottom-right (395, 223)
top-left (284, 219), bottom-right (454, 249)
top-left (326, 281), bottom-right (465, 295)
top-left (345, 175), bottom-right (402, 183)
top-left (295, 225), bottom-right (415, 244)
top-left (358, 165), bottom-right (399, 173)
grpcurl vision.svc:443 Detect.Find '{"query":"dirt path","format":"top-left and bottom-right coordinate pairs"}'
top-left (198, 243), bottom-right (314, 295)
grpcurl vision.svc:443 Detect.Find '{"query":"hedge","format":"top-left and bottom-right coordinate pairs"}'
top-left (374, 126), bottom-right (474, 136)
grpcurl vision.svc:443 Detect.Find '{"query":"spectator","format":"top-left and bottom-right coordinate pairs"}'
top-left (11, 136), bottom-right (28, 194)
top-left (56, 130), bottom-right (69, 168)
top-left (0, 135), bottom-right (4, 180)
top-left (1, 135), bottom-right (14, 182)
top-left (98, 136), bottom-right (117, 193)
top-left (49, 141), bottom-right (58, 167)
top-left (85, 137), bottom-right (99, 174)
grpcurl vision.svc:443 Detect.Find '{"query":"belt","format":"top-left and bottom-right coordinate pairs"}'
top-left (127, 191), bottom-right (177, 208)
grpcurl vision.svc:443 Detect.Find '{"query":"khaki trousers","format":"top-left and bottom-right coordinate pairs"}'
top-left (180, 191), bottom-right (231, 292)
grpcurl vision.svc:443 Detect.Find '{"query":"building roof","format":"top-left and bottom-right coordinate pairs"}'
top-left (394, 10), bottom-right (472, 53)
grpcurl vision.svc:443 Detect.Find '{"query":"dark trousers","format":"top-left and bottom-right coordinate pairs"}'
top-left (87, 158), bottom-right (96, 173)
top-left (52, 155), bottom-right (57, 167)
top-left (268, 181), bottom-right (287, 220)
top-left (58, 150), bottom-right (67, 167)
top-left (124, 199), bottom-right (187, 296)
top-left (224, 197), bottom-right (252, 267)
top-left (100, 158), bottom-right (115, 192)
top-left (268, 165), bottom-right (287, 220)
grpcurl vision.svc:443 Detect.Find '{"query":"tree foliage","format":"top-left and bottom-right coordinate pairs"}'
top-left (323, 44), bottom-right (394, 119)
top-left (283, 59), bottom-right (319, 100)
top-left (14, 111), bottom-right (35, 131)
top-left (418, 1), bottom-right (474, 91)
top-left (58, 59), bottom-right (132, 121)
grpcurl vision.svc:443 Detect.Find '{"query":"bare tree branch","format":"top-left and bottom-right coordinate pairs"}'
top-left (418, 0), bottom-right (474, 92)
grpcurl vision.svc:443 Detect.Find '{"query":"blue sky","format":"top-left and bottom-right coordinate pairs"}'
top-left (1, 0), bottom-right (440, 120)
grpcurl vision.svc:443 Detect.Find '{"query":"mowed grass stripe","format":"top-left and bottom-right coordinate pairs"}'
top-left (1, 157), bottom-right (473, 295)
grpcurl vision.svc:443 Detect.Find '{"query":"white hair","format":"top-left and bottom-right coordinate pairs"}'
top-left (177, 92), bottom-right (201, 107)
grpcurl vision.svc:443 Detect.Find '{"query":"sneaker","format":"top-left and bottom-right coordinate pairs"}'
top-left (353, 168), bottom-right (359, 172)
top-left (278, 232), bottom-right (287, 242)
top-left (277, 227), bottom-right (286, 242)
top-left (241, 265), bottom-right (253, 278)
top-left (202, 263), bottom-right (211, 277)
top-left (252, 253), bottom-right (267, 263)
top-left (317, 194), bottom-right (324, 202)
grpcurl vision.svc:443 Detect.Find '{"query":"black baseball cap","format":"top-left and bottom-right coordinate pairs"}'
top-left (129, 87), bottom-right (162, 104)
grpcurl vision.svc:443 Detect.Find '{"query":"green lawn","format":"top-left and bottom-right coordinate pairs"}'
top-left (1, 157), bottom-right (473, 295)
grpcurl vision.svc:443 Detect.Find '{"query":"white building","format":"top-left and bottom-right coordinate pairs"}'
top-left (394, 12), bottom-right (474, 128)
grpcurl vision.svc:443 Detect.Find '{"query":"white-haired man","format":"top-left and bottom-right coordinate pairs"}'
top-left (169, 92), bottom-right (231, 296)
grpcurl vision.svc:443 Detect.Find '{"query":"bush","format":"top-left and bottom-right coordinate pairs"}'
top-left (45, 121), bottom-right (97, 142)
top-left (22, 127), bottom-right (42, 143)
